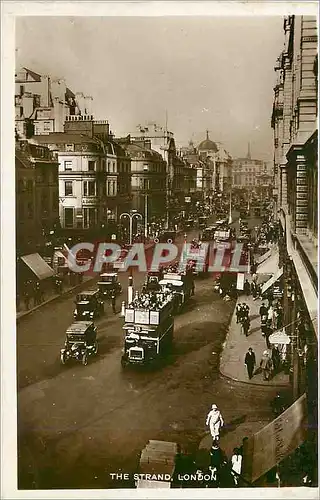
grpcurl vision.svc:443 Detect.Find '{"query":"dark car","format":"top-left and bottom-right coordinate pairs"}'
top-left (73, 290), bottom-right (104, 320)
top-left (98, 272), bottom-right (122, 299)
top-left (60, 321), bottom-right (98, 366)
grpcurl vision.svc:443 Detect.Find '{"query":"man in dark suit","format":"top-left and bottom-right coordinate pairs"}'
top-left (244, 347), bottom-right (256, 379)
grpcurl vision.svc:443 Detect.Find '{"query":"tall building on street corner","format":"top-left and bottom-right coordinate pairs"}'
top-left (32, 116), bottom-right (132, 239)
top-left (271, 14), bottom-right (318, 454)
top-left (180, 140), bottom-right (216, 208)
top-left (115, 136), bottom-right (167, 228)
top-left (15, 67), bottom-right (92, 138)
top-left (131, 123), bottom-right (196, 227)
top-left (16, 138), bottom-right (60, 257)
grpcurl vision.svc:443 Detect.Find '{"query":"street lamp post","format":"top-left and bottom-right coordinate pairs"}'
top-left (120, 210), bottom-right (143, 245)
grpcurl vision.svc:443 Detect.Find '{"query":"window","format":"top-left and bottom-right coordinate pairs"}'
top-left (107, 180), bottom-right (116, 196)
top-left (64, 207), bottom-right (74, 228)
top-left (83, 208), bottom-right (96, 228)
top-left (88, 160), bottom-right (95, 171)
top-left (83, 180), bottom-right (96, 196)
top-left (44, 121), bottom-right (51, 132)
top-left (66, 144), bottom-right (74, 152)
top-left (143, 179), bottom-right (149, 190)
top-left (108, 161), bottom-right (111, 172)
top-left (64, 160), bottom-right (72, 171)
top-left (64, 181), bottom-right (73, 196)
top-left (20, 85), bottom-right (24, 95)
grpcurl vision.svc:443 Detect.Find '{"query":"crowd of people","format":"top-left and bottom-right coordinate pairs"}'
top-left (17, 271), bottom-right (83, 312)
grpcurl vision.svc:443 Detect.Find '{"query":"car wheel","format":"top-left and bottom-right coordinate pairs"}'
top-left (82, 353), bottom-right (88, 366)
top-left (60, 352), bottom-right (67, 365)
top-left (121, 355), bottom-right (128, 369)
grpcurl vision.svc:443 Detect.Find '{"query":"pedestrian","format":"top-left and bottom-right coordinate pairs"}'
top-left (268, 305), bottom-right (274, 324)
top-left (271, 345), bottom-right (281, 373)
top-left (34, 281), bottom-right (41, 305)
top-left (260, 350), bottom-right (273, 380)
top-left (265, 324), bottom-right (272, 348)
top-left (191, 280), bottom-right (195, 296)
top-left (242, 316), bottom-right (250, 337)
top-left (243, 303), bottom-right (250, 319)
top-left (259, 302), bottom-right (268, 320)
top-left (230, 448), bottom-right (242, 486)
top-left (111, 293), bottom-right (116, 314)
top-left (243, 279), bottom-right (250, 296)
top-left (206, 404), bottom-right (224, 443)
top-left (244, 347), bottom-right (256, 379)
top-left (235, 304), bottom-right (241, 324)
top-left (23, 290), bottom-right (30, 310)
top-left (276, 307), bottom-right (283, 329)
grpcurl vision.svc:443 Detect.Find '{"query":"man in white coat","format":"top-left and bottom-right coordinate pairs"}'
top-left (206, 404), bottom-right (224, 442)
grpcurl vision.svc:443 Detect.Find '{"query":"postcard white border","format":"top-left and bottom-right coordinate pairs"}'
top-left (1, 1), bottom-right (319, 499)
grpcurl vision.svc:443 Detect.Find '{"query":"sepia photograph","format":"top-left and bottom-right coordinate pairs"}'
top-left (1, 1), bottom-right (318, 498)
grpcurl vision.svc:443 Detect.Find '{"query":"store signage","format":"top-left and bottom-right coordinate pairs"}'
top-left (242, 394), bottom-right (307, 484)
top-left (82, 198), bottom-right (98, 205)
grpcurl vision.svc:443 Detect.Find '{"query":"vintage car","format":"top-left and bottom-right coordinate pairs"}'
top-left (97, 272), bottom-right (122, 299)
top-left (60, 321), bottom-right (98, 366)
top-left (73, 290), bottom-right (104, 320)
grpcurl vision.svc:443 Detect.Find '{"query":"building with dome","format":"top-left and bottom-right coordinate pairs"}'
top-left (197, 131), bottom-right (233, 194)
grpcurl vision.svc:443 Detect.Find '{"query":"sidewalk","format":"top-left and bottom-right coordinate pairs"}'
top-left (219, 293), bottom-right (290, 387)
top-left (16, 275), bottom-right (96, 322)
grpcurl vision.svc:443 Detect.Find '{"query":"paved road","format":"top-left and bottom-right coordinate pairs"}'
top-left (17, 218), bottom-right (279, 490)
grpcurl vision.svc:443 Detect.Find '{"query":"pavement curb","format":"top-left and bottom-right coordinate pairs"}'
top-left (16, 276), bottom-right (97, 322)
top-left (219, 368), bottom-right (290, 387)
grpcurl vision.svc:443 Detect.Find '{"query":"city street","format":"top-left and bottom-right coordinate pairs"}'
top-left (17, 220), bottom-right (280, 490)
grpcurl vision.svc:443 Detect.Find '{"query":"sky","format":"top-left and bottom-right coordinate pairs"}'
top-left (16, 16), bottom-right (285, 161)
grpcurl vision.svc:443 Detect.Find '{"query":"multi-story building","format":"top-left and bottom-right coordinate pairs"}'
top-left (32, 116), bottom-right (131, 238)
top-left (271, 14), bottom-right (318, 466)
top-left (16, 139), bottom-right (60, 256)
top-left (131, 123), bottom-right (196, 227)
top-left (116, 136), bottom-right (167, 228)
top-left (15, 67), bottom-right (92, 138)
top-left (180, 141), bottom-right (215, 206)
top-left (232, 146), bottom-right (273, 195)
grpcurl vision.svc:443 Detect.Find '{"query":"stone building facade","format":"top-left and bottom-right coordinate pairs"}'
top-left (117, 136), bottom-right (167, 228)
top-left (16, 139), bottom-right (60, 256)
top-left (271, 15), bottom-right (318, 447)
top-left (15, 67), bottom-right (92, 138)
top-left (33, 116), bottom-right (131, 239)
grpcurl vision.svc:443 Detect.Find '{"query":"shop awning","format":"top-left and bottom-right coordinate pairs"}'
top-left (241, 394), bottom-right (308, 484)
top-left (261, 267), bottom-right (283, 295)
top-left (257, 250), bottom-right (279, 274)
top-left (21, 253), bottom-right (54, 280)
top-left (256, 248), bottom-right (271, 265)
